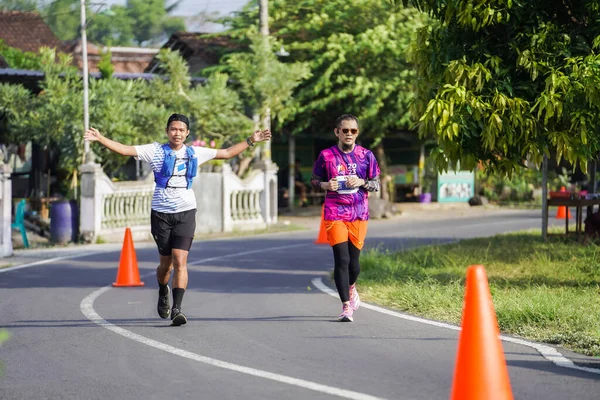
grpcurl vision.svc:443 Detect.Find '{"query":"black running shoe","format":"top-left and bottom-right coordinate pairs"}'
top-left (171, 308), bottom-right (187, 326)
top-left (157, 286), bottom-right (171, 319)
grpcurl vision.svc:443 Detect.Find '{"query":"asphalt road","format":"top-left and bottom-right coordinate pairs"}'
top-left (1, 209), bottom-right (599, 399)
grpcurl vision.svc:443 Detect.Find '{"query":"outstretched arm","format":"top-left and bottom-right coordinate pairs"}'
top-left (84, 128), bottom-right (137, 157)
top-left (215, 130), bottom-right (271, 160)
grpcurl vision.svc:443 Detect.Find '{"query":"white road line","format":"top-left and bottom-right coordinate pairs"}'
top-left (186, 243), bottom-right (311, 266)
top-left (311, 277), bottom-right (600, 376)
top-left (80, 245), bottom-right (387, 400)
top-left (0, 251), bottom-right (112, 274)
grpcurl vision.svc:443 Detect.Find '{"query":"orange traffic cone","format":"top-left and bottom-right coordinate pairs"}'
top-left (450, 265), bottom-right (513, 400)
top-left (112, 228), bottom-right (145, 287)
top-left (556, 186), bottom-right (572, 219)
top-left (556, 206), bottom-right (572, 219)
top-left (314, 205), bottom-right (328, 245)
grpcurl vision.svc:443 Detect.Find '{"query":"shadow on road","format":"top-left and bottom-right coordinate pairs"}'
top-left (507, 359), bottom-right (600, 381)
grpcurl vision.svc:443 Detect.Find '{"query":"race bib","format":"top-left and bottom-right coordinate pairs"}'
top-left (336, 175), bottom-right (359, 194)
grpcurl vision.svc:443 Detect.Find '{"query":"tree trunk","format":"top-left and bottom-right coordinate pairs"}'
top-left (374, 142), bottom-right (390, 201)
top-left (236, 155), bottom-right (253, 178)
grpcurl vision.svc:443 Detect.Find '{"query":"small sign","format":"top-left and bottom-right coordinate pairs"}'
top-left (437, 170), bottom-right (474, 202)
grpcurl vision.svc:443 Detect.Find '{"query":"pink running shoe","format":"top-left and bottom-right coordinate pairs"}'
top-left (338, 303), bottom-right (354, 322)
top-left (349, 284), bottom-right (361, 311)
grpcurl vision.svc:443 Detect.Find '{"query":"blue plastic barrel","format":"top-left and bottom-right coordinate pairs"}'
top-left (50, 200), bottom-right (78, 244)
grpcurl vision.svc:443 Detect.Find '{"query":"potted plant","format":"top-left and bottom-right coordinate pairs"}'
top-left (419, 155), bottom-right (436, 203)
top-left (549, 167), bottom-right (572, 199)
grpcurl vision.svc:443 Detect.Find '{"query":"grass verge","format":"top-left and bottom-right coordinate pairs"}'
top-left (359, 228), bottom-right (600, 356)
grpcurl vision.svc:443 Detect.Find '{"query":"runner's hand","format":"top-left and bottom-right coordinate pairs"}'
top-left (84, 127), bottom-right (102, 142)
top-left (328, 178), bottom-right (339, 191)
top-left (250, 129), bottom-right (272, 143)
top-left (346, 176), bottom-right (364, 188)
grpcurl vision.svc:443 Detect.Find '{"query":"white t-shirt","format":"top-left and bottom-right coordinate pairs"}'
top-left (134, 142), bottom-right (217, 213)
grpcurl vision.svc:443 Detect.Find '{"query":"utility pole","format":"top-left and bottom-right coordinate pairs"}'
top-left (80, 0), bottom-right (90, 162)
top-left (259, 0), bottom-right (269, 35)
top-left (258, 0), bottom-right (272, 162)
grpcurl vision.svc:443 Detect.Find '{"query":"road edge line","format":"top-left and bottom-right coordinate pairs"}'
top-left (311, 277), bottom-right (600, 376)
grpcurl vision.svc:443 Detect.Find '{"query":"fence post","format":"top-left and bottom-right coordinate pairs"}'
top-left (79, 162), bottom-right (105, 243)
top-left (222, 164), bottom-right (234, 232)
top-left (256, 160), bottom-right (278, 225)
top-left (0, 164), bottom-right (12, 257)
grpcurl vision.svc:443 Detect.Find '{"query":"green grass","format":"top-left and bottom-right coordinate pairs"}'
top-left (359, 228), bottom-right (600, 356)
top-left (0, 329), bottom-right (10, 376)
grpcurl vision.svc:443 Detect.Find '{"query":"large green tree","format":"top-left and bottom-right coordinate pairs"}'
top-left (219, 0), bottom-right (426, 154)
top-left (226, 35), bottom-right (311, 130)
top-left (225, 34), bottom-right (311, 175)
top-left (400, 0), bottom-right (600, 174)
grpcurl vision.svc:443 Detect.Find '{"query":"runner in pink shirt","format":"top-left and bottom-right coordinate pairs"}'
top-left (311, 114), bottom-right (381, 322)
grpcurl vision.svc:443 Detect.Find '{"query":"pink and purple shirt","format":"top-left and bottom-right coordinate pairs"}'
top-left (312, 145), bottom-right (380, 222)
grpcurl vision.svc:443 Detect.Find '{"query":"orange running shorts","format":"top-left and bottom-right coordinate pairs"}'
top-left (324, 220), bottom-right (368, 250)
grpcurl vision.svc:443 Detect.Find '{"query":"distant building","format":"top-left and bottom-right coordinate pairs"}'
top-left (64, 41), bottom-right (159, 74)
top-left (146, 32), bottom-right (238, 75)
top-left (0, 10), bottom-right (159, 74)
top-left (0, 11), bottom-right (63, 67)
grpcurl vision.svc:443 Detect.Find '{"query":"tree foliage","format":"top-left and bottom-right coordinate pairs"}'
top-left (400, 0), bottom-right (600, 174)
top-left (121, 0), bottom-right (185, 46)
top-left (225, 34), bottom-right (311, 125)
top-left (0, 47), bottom-right (254, 195)
top-left (148, 49), bottom-right (254, 145)
top-left (219, 0), bottom-right (426, 143)
top-left (0, 39), bottom-right (42, 69)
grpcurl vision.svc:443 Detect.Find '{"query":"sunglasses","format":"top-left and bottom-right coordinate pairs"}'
top-left (339, 128), bottom-right (359, 135)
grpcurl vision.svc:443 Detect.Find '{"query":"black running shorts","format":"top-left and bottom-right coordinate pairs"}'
top-left (150, 209), bottom-right (196, 256)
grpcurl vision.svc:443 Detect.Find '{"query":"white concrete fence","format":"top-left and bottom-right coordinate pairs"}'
top-left (79, 160), bottom-right (278, 243)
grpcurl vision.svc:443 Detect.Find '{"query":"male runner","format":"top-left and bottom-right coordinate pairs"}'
top-left (85, 113), bottom-right (271, 326)
top-left (311, 114), bottom-right (380, 322)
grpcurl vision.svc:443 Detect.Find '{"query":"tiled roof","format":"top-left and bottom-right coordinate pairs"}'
top-left (146, 32), bottom-right (239, 74)
top-left (63, 40), bottom-right (159, 74)
top-left (0, 11), bottom-right (62, 53)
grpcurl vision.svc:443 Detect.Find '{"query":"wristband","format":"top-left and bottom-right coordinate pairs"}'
top-left (246, 137), bottom-right (255, 147)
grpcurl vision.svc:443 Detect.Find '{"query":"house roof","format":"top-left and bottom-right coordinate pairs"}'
top-left (146, 32), bottom-right (238, 74)
top-left (0, 11), bottom-right (62, 54)
top-left (0, 11), bottom-right (154, 74)
top-left (63, 40), bottom-right (160, 74)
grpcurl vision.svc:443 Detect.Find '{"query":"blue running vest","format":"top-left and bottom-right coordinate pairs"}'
top-left (154, 144), bottom-right (198, 189)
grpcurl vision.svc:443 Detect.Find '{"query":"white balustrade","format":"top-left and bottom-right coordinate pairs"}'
top-left (80, 159), bottom-right (277, 243)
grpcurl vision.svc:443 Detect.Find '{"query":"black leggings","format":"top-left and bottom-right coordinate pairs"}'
top-left (332, 241), bottom-right (361, 303)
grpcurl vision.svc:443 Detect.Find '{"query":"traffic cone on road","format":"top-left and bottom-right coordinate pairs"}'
top-left (113, 228), bottom-right (144, 287)
top-left (450, 264), bottom-right (513, 400)
top-left (314, 205), bottom-right (328, 245)
top-left (556, 186), bottom-right (572, 219)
